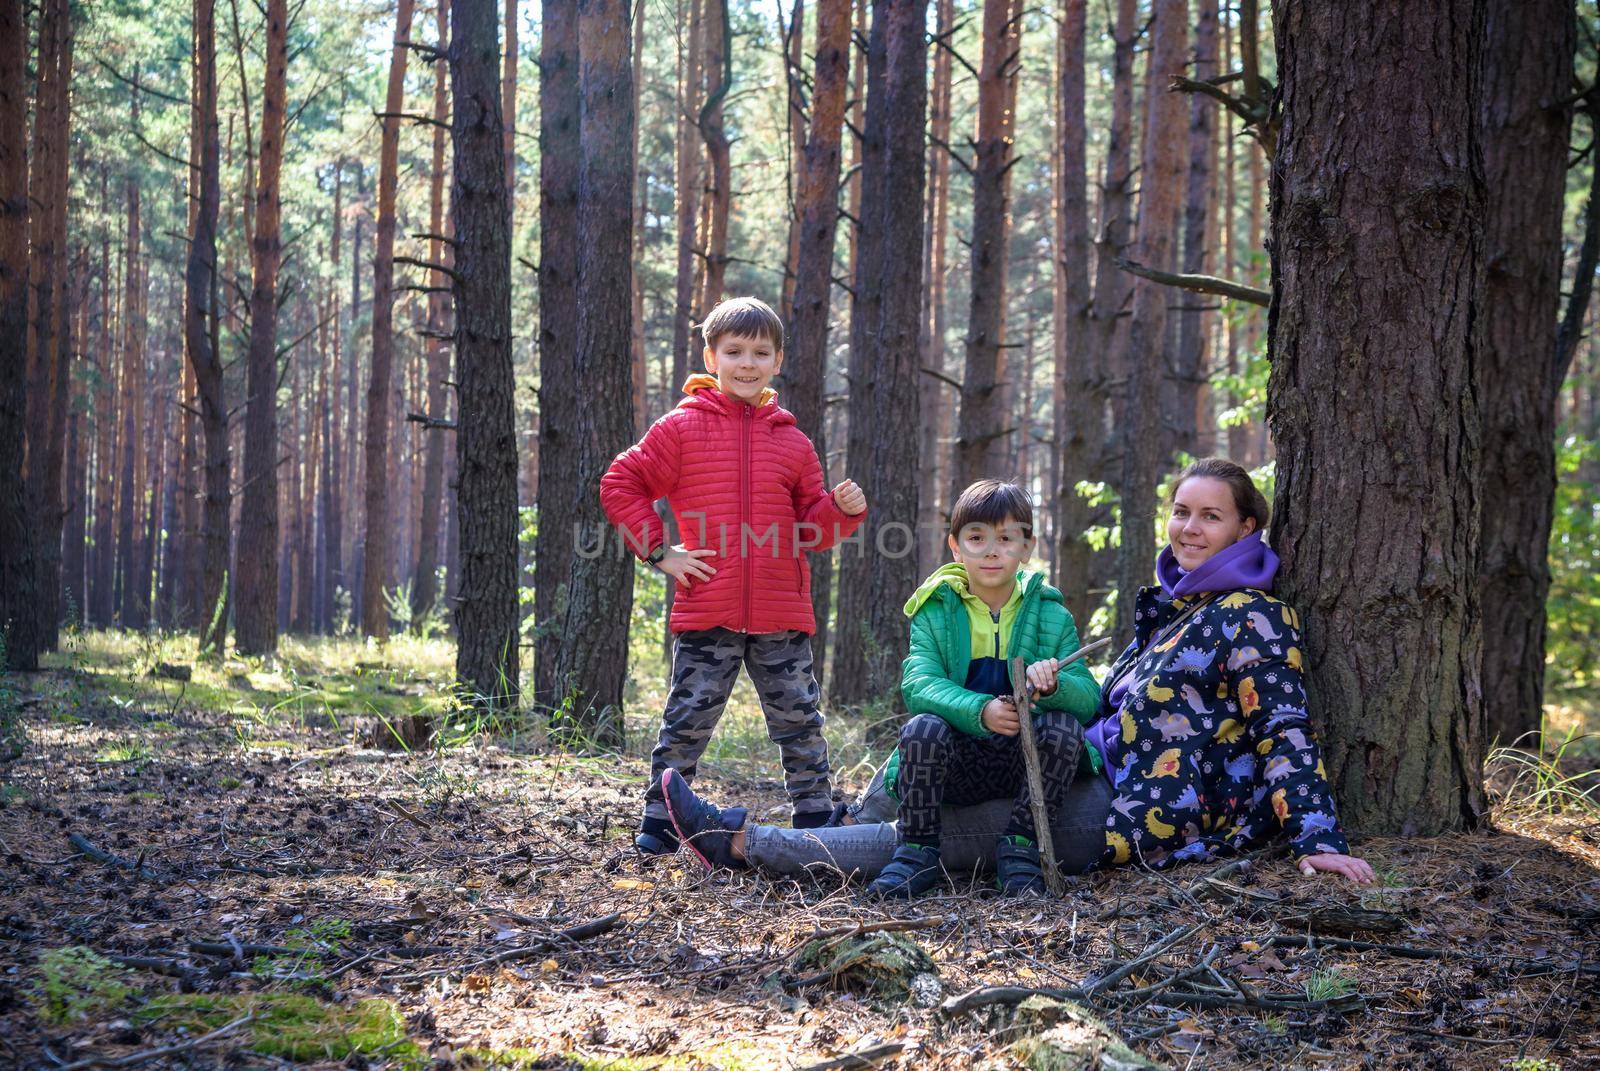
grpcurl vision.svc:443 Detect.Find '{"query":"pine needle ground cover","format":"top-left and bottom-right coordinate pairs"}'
top-left (0, 633), bottom-right (1596, 1069)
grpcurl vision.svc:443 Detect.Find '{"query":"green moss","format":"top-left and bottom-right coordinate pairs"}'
top-left (793, 931), bottom-right (938, 1002)
top-left (30, 946), bottom-right (136, 1025)
top-left (136, 993), bottom-right (422, 1066)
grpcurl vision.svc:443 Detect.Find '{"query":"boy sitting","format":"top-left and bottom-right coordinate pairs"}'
top-left (866, 479), bottom-right (1100, 898)
top-left (600, 297), bottom-right (867, 855)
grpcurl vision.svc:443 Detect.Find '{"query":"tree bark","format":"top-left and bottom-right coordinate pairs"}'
top-left (234, 0), bottom-right (289, 654)
top-left (953, 0), bottom-right (1019, 495)
top-left (1477, 0), bottom-right (1574, 746)
top-left (187, 0), bottom-right (229, 652)
top-left (1267, 0), bottom-right (1487, 835)
top-left (0, 0), bottom-right (37, 669)
top-left (362, 0), bottom-right (417, 641)
top-left (1168, 0), bottom-right (1218, 461)
top-left (451, 0), bottom-right (520, 707)
top-left (90, 174), bottom-right (116, 629)
top-left (551, 0), bottom-right (635, 748)
top-left (1050, 0), bottom-right (1097, 626)
top-left (832, 0), bottom-right (926, 708)
top-left (116, 180), bottom-right (147, 630)
top-left (916, 0), bottom-right (953, 581)
top-left (413, 0), bottom-right (453, 631)
top-left (786, 0), bottom-right (852, 683)
top-left (534, 0), bottom-right (580, 705)
top-left (696, 0), bottom-right (732, 315)
top-left (780, 0), bottom-right (806, 325)
top-left (1112, 0), bottom-right (1186, 648)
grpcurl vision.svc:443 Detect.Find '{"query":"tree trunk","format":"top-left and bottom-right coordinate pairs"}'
top-left (953, 0), bottom-right (1018, 494)
top-left (779, 0), bottom-right (806, 324)
top-left (534, 0), bottom-right (580, 705)
top-left (1168, 0), bottom-right (1218, 462)
top-left (346, 167), bottom-right (365, 629)
top-left (786, 0), bottom-right (852, 684)
top-left (1112, 0), bottom-right (1185, 648)
top-left (503, 0), bottom-right (518, 199)
top-left (323, 162), bottom-right (344, 632)
top-left (451, 0), bottom-right (520, 707)
top-left (90, 184), bottom-right (116, 629)
top-left (0, 0), bottom-right (37, 669)
top-left (1477, 0), bottom-right (1574, 746)
top-left (362, 0), bottom-right (417, 641)
top-left (187, 0), bottom-right (229, 653)
top-left (670, 0), bottom-right (703, 395)
top-left (696, 0), bottom-right (731, 315)
top-left (413, 0), bottom-right (453, 631)
top-left (916, 0), bottom-right (953, 581)
top-left (1051, 0), bottom-right (1096, 626)
top-left (832, 0), bottom-right (926, 708)
top-left (116, 181), bottom-right (147, 630)
top-left (234, 0), bottom-right (289, 655)
top-left (630, 0), bottom-right (649, 432)
top-left (552, 0), bottom-right (635, 748)
top-left (1267, 0), bottom-right (1487, 835)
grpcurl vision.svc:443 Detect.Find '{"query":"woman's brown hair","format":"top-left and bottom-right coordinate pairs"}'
top-left (1170, 458), bottom-right (1270, 530)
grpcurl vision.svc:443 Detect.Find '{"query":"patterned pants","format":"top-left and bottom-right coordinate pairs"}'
top-left (894, 711), bottom-right (1083, 848)
top-left (644, 628), bottom-right (832, 821)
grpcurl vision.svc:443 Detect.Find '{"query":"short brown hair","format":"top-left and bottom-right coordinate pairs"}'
top-left (949, 479), bottom-right (1034, 538)
top-left (700, 296), bottom-right (784, 350)
top-left (1170, 457), bottom-right (1270, 529)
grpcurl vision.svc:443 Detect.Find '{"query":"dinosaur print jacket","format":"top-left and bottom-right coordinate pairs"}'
top-left (1094, 581), bottom-right (1350, 867)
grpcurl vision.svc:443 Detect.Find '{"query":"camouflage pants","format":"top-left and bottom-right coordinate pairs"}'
top-left (644, 628), bottom-right (832, 822)
top-left (895, 711), bottom-right (1083, 848)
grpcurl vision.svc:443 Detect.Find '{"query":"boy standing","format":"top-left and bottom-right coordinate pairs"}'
top-left (867, 479), bottom-right (1100, 898)
top-left (600, 297), bottom-right (868, 855)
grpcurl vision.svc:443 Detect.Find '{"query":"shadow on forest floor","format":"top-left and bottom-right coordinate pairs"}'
top-left (1, 632), bottom-right (1597, 1070)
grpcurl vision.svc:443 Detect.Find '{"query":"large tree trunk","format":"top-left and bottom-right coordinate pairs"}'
top-left (785, 0), bottom-right (852, 684)
top-left (1267, 0), bottom-right (1486, 835)
top-left (90, 186), bottom-right (116, 629)
top-left (952, 0), bottom-right (1018, 494)
top-left (234, 0), bottom-right (289, 655)
top-left (779, 0), bottom-right (806, 325)
top-left (322, 163), bottom-right (344, 633)
top-left (552, 0), bottom-right (635, 748)
top-left (0, 0), bottom-right (37, 669)
top-left (916, 0), bottom-right (953, 581)
top-left (1112, 0), bottom-right (1186, 648)
top-left (832, 0), bottom-right (926, 708)
top-left (187, 0), bottom-right (229, 653)
top-left (1050, 0), bottom-right (1096, 626)
top-left (413, 0), bottom-right (453, 631)
top-left (362, 0), bottom-right (417, 641)
top-left (451, 0), bottom-right (520, 707)
top-left (1089, 0), bottom-right (1136, 407)
top-left (534, 0), bottom-right (579, 706)
top-left (696, 0), bottom-right (731, 315)
top-left (1167, 0), bottom-right (1218, 461)
top-left (1477, 0), bottom-right (1574, 746)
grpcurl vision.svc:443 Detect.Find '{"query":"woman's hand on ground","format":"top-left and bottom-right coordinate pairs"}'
top-left (981, 696), bottom-right (1020, 736)
top-left (658, 545), bottom-right (717, 587)
top-left (1298, 852), bottom-right (1376, 885)
top-left (1025, 658), bottom-right (1059, 697)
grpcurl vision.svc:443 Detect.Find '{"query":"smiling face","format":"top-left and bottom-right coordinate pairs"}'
top-left (704, 333), bottom-right (783, 406)
top-left (1167, 476), bottom-right (1257, 571)
top-left (947, 517), bottom-right (1034, 596)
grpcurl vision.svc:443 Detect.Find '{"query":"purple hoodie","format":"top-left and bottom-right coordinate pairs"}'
top-left (1086, 532), bottom-right (1279, 778)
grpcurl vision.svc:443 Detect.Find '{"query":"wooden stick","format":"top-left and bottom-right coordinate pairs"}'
top-left (1011, 656), bottom-right (1065, 896)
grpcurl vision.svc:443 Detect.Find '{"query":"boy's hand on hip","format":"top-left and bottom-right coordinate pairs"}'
top-left (1025, 658), bottom-right (1059, 697)
top-left (658, 545), bottom-right (717, 587)
top-left (832, 479), bottom-right (867, 515)
top-left (981, 696), bottom-right (1020, 736)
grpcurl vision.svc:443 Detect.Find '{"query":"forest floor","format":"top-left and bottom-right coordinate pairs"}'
top-left (1, 631), bottom-right (1598, 1071)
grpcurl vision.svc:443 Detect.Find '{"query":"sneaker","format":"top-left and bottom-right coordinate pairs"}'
top-left (865, 842), bottom-right (942, 899)
top-left (995, 836), bottom-right (1049, 898)
top-left (635, 813), bottom-right (679, 856)
top-left (661, 768), bottom-right (748, 871)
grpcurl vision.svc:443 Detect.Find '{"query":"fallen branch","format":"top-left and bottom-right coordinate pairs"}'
top-left (1085, 922), bottom-right (1203, 997)
top-left (792, 1042), bottom-right (906, 1071)
top-left (391, 913), bottom-right (623, 982)
top-left (1012, 656), bottom-right (1064, 896)
top-left (68, 833), bottom-right (160, 880)
top-left (1115, 257), bottom-right (1270, 307)
top-left (51, 1012), bottom-right (254, 1070)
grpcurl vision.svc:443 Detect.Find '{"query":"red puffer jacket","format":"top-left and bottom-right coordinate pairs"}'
top-left (600, 378), bottom-right (866, 635)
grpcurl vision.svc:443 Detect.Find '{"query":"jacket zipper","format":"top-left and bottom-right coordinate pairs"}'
top-left (741, 405), bottom-right (753, 633)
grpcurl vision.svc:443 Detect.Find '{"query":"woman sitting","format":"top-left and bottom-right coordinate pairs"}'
top-left (659, 458), bottom-right (1373, 887)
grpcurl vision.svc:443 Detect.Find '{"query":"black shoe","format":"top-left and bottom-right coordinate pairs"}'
top-left (661, 768), bottom-right (748, 871)
top-left (865, 843), bottom-right (942, 899)
top-left (635, 813), bottom-right (680, 856)
top-left (995, 836), bottom-right (1049, 898)
top-left (822, 802), bottom-right (852, 828)
top-left (792, 808), bottom-right (833, 830)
